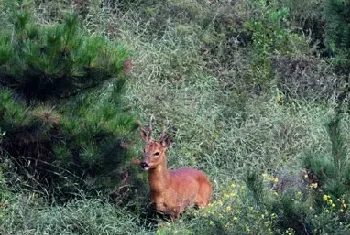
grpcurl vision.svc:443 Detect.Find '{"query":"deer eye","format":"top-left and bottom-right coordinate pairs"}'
top-left (153, 152), bottom-right (160, 157)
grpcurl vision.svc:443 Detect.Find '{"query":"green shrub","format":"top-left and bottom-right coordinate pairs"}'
top-left (246, 0), bottom-right (305, 84)
top-left (0, 0), bottom-right (138, 199)
top-left (0, 0), bottom-right (128, 101)
top-left (324, 0), bottom-right (350, 73)
top-left (303, 114), bottom-right (350, 213)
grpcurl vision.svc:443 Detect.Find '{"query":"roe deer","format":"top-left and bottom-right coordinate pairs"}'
top-left (135, 117), bottom-right (212, 220)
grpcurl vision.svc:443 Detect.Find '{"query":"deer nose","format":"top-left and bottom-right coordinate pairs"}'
top-left (140, 162), bottom-right (149, 169)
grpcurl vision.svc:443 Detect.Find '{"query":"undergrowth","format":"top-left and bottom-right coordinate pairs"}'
top-left (1, 0), bottom-right (350, 234)
top-left (2, 195), bottom-right (148, 235)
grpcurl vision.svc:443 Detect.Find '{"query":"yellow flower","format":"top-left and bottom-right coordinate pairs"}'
top-left (218, 200), bottom-right (223, 206)
top-left (286, 228), bottom-right (294, 235)
top-left (209, 221), bottom-right (214, 226)
top-left (342, 200), bottom-right (347, 208)
top-left (262, 173), bottom-right (269, 178)
top-left (232, 216), bottom-right (238, 222)
top-left (311, 183), bottom-right (318, 189)
top-left (296, 191), bottom-right (302, 197)
top-left (331, 203), bottom-right (335, 208)
top-left (273, 192), bottom-right (278, 196)
top-left (274, 178), bottom-right (279, 183)
top-left (323, 194), bottom-right (329, 201)
top-left (230, 192), bottom-right (237, 197)
top-left (231, 183), bottom-right (237, 188)
top-left (224, 193), bottom-right (229, 198)
top-left (304, 174), bottom-right (308, 179)
top-left (226, 206), bottom-right (232, 212)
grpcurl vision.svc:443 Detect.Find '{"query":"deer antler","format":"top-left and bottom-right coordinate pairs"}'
top-left (159, 118), bottom-right (169, 140)
top-left (159, 128), bottom-right (166, 141)
top-left (147, 115), bottom-right (154, 142)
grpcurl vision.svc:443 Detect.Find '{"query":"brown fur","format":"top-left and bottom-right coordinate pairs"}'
top-left (139, 127), bottom-right (212, 220)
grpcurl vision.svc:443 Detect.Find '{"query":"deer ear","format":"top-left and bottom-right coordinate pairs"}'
top-left (140, 127), bottom-right (148, 142)
top-left (161, 135), bottom-right (173, 148)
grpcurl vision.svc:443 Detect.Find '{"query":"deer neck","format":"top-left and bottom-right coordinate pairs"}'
top-left (148, 158), bottom-right (170, 192)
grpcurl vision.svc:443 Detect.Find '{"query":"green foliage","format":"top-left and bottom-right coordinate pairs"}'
top-left (246, 0), bottom-right (304, 84)
top-left (324, 0), bottom-right (350, 72)
top-left (0, 89), bottom-right (28, 128)
top-left (279, 0), bottom-right (324, 48)
top-left (223, 113), bottom-right (350, 235)
top-left (58, 85), bottom-right (139, 173)
top-left (0, 87), bottom-right (138, 198)
top-left (303, 114), bottom-right (350, 213)
top-left (0, 0), bottom-right (137, 199)
top-left (219, 113), bottom-right (350, 235)
top-left (0, 0), bottom-right (129, 101)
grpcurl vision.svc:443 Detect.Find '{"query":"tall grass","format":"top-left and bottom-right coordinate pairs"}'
top-left (2, 195), bottom-right (149, 235)
top-left (2, 0), bottom-right (350, 234)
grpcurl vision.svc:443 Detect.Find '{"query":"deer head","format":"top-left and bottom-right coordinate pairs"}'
top-left (139, 116), bottom-right (172, 170)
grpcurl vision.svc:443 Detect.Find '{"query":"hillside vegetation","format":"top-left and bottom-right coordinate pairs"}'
top-left (1, 0), bottom-right (350, 234)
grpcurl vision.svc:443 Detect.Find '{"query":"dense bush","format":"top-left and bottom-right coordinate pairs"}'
top-left (0, 1), bottom-right (128, 101)
top-left (273, 56), bottom-right (342, 101)
top-left (304, 113), bottom-right (350, 211)
top-left (0, 0), bottom-right (137, 199)
top-left (324, 0), bottom-right (350, 71)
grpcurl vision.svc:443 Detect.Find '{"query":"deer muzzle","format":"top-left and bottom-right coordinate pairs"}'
top-left (140, 161), bottom-right (149, 170)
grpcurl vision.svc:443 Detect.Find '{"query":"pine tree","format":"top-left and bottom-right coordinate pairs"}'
top-left (324, 0), bottom-right (350, 73)
top-left (0, 0), bottom-right (138, 199)
top-left (303, 112), bottom-right (350, 209)
top-left (0, 0), bottom-right (129, 101)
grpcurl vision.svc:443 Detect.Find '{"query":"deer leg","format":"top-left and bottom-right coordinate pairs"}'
top-left (169, 205), bottom-right (182, 221)
top-left (155, 202), bottom-right (167, 213)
